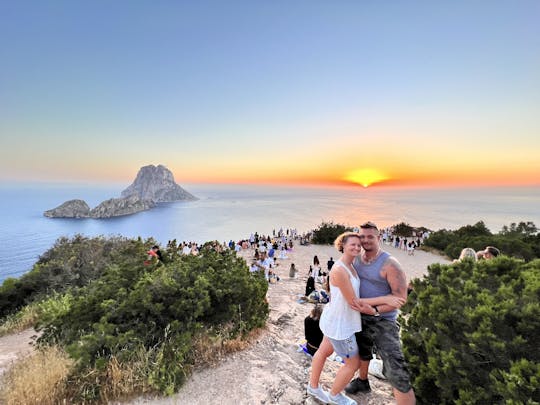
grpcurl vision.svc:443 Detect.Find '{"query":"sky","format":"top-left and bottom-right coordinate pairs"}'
top-left (1, 1), bottom-right (539, 187)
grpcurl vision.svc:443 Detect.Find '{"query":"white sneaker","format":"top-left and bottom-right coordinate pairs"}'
top-left (307, 384), bottom-right (330, 403)
top-left (328, 392), bottom-right (357, 405)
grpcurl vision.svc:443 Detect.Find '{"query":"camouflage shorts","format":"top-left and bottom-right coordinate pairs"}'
top-left (355, 316), bottom-right (413, 393)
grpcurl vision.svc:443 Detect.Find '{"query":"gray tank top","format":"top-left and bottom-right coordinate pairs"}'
top-left (353, 251), bottom-right (398, 321)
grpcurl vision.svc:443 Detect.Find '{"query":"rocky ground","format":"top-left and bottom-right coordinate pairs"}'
top-left (132, 243), bottom-right (450, 405)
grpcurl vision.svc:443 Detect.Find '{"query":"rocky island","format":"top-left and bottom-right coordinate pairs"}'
top-left (44, 164), bottom-right (197, 219)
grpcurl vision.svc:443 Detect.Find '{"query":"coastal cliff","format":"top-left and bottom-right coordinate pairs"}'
top-left (44, 165), bottom-right (197, 219)
top-left (121, 164), bottom-right (197, 202)
top-left (89, 195), bottom-right (155, 218)
top-left (44, 199), bottom-right (91, 218)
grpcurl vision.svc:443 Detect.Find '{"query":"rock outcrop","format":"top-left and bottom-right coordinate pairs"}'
top-left (44, 164), bottom-right (197, 219)
top-left (89, 195), bottom-right (155, 218)
top-left (44, 199), bottom-right (91, 218)
top-left (121, 164), bottom-right (197, 202)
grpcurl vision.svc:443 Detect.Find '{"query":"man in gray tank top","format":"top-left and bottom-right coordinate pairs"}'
top-left (347, 221), bottom-right (416, 405)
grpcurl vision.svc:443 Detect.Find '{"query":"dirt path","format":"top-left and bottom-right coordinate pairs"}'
top-left (1, 243), bottom-right (449, 404)
top-left (131, 243), bottom-right (450, 404)
top-left (0, 328), bottom-right (37, 375)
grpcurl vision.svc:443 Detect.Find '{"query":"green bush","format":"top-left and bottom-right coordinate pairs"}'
top-left (423, 221), bottom-right (539, 261)
top-left (401, 257), bottom-right (540, 404)
top-left (311, 222), bottom-right (353, 244)
top-left (0, 235), bottom-right (155, 318)
top-left (393, 222), bottom-right (414, 237)
top-left (36, 240), bottom-right (268, 400)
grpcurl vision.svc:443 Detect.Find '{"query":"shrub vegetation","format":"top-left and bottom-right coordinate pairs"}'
top-left (0, 236), bottom-right (268, 403)
top-left (311, 221), bottom-right (353, 244)
top-left (0, 235), bottom-right (154, 318)
top-left (401, 257), bottom-right (540, 404)
top-left (392, 222), bottom-right (415, 237)
top-left (423, 221), bottom-right (539, 260)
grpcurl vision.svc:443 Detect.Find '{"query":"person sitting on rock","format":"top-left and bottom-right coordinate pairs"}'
top-left (289, 263), bottom-right (297, 278)
top-left (305, 268), bottom-right (316, 297)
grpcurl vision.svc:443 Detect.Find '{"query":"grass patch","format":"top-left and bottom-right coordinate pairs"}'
top-left (0, 303), bottom-right (40, 337)
top-left (192, 326), bottom-right (264, 367)
top-left (0, 346), bottom-right (73, 405)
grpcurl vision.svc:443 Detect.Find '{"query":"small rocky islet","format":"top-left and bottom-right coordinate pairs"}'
top-left (44, 164), bottom-right (197, 219)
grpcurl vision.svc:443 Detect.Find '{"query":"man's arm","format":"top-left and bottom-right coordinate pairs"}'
top-left (377, 256), bottom-right (408, 313)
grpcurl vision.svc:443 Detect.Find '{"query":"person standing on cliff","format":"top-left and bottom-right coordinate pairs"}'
top-left (147, 245), bottom-right (163, 262)
top-left (327, 256), bottom-right (335, 272)
top-left (347, 221), bottom-right (416, 405)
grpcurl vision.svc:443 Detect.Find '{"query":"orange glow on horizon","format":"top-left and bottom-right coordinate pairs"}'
top-left (22, 161), bottom-right (538, 188)
top-left (172, 170), bottom-right (540, 188)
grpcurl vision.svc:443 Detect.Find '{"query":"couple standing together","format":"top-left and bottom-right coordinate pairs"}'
top-left (307, 222), bottom-right (416, 405)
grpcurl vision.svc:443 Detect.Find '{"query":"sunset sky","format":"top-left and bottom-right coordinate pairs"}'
top-left (1, 1), bottom-right (539, 187)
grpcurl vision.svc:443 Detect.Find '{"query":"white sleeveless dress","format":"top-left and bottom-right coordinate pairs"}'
top-left (319, 259), bottom-right (362, 340)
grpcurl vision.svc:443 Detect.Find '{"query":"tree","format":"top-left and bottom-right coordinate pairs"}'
top-left (0, 235), bottom-right (154, 318)
top-left (36, 240), bottom-right (269, 399)
top-left (501, 221), bottom-right (538, 236)
top-left (393, 222), bottom-right (414, 237)
top-left (311, 222), bottom-right (352, 244)
top-left (423, 221), bottom-right (539, 261)
top-left (401, 257), bottom-right (540, 404)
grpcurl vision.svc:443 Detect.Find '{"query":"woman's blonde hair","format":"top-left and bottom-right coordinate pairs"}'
top-left (334, 231), bottom-right (361, 253)
top-left (458, 247), bottom-right (477, 261)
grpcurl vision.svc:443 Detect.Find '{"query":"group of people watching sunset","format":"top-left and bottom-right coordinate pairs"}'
top-left (148, 222), bottom-right (502, 404)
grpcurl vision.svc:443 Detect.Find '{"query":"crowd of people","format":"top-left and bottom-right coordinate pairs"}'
top-left (146, 224), bottom-right (501, 405)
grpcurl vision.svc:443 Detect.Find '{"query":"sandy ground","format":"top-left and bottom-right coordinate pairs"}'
top-left (0, 243), bottom-right (449, 404)
top-left (0, 328), bottom-right (38, 376)
top-left (131, 242), bottom-right (450, 405)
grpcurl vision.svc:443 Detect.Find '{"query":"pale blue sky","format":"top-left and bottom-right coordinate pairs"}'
top-left (1, 1), bottom-right (539, 185)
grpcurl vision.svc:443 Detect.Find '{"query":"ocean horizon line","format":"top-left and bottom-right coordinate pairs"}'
top-left (1, 180), bottom-right (539, 190)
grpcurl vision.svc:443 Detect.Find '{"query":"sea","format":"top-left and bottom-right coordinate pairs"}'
top-left (1, 182), bottom-right (539, 283)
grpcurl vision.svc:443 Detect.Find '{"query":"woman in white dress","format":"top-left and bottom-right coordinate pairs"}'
top-left (307, 232), bottom-right (403, 405)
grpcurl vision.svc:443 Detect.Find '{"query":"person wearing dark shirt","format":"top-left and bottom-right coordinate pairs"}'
top-left (327, 257), bottom-right (335, 272)
top-left (304, 305), bottom-right (323, 356)
top-left (305, 265), bottom-right (315, 296)
top-left (305, 275), bottom-right (315, 297)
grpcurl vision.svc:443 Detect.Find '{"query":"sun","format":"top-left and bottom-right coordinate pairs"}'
top-left (343, 168), bottom-right (389, 188)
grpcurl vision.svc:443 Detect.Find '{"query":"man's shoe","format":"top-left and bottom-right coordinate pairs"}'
top-left (344, 377), bottom-right (371, 394)
top-left (307, 384), bottom-right (330, 403)
top-left (328, 392), bottom-right (357, 405)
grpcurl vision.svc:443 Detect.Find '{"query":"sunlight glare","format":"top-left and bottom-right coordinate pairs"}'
top-left (344, 168), bottom-right (389, 187)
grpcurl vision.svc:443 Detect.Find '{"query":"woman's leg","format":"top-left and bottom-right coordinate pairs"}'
top-left (309, 336), bottom-right (333, 388)
top-left (330, 355), bottom-right (361, 396)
